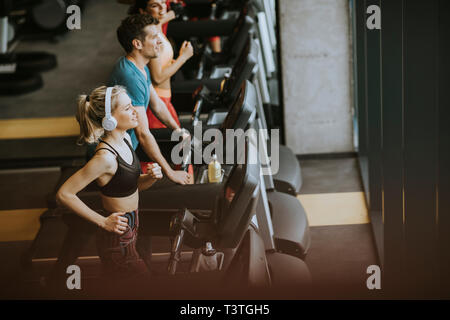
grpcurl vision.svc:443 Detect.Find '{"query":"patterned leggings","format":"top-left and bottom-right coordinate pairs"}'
top-left (96, 210), bottom-right (140, 277)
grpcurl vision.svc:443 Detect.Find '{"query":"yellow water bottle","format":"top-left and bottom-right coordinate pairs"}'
top-left (208, 154), bottom-right (222, 183)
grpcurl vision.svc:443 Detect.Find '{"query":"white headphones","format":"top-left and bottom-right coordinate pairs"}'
top-left (102, 87), bottom-right (118, 131)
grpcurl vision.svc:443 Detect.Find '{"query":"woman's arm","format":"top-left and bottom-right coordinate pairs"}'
top-left (56, 153), bottom-right (129, 234)
top-left (149, 41), bottom-right (193, 85)
top-left (125, 132), bottom-right (161, 190)
top-left (138, 163), bottom-right (163, 191)
top-left (159, 10), bottom-right (176, 25)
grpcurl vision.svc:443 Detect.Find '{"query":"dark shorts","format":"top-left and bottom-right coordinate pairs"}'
top-left (96, 210), bottom-right (140, 277)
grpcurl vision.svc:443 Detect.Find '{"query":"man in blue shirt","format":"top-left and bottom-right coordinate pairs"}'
top-left (109, 14), bottom-right (190, 185)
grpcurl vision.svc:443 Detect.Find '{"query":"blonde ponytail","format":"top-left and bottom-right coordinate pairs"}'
top-left (75, 85), bottom-right (127, 145)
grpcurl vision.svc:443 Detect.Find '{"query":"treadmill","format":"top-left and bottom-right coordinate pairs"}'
top-left (155, 80), bottom-right (311, 260)
top-left (165, 36), bottom-right (303, 196)
top-left (21, 86), bottom-right (310, 295)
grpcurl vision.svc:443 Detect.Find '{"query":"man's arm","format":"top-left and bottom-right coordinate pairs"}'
top-left (134, 106), bottom-right (190, 185)
top-left (148, 86), bottom-right (181, 130)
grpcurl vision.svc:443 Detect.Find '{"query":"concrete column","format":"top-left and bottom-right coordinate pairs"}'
top-left (279, 0), bottom-right (354, 154)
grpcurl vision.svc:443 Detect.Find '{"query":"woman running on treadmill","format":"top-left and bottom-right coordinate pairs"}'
top-left (56, 85), bottom-right (162, 277)
top-left (130, 0), bottom-right (178, 35)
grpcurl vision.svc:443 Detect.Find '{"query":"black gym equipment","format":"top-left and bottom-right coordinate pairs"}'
top-left (169, 1), bottom-right (253, 80)
top-left (7, 0), bottom-right (87, 42)
top-left (171, 36), bottom-right (258, 117)
top-left (184, 77), bottom-right (309, 259)
top-left (171, 34), bottom-right (303, 197)
top-left (145, 79), bottom-right (310, 260)
top-left (150, 134), bottom-right (311, 291)
top-left (0, 0), bottom-right (58, 95)
top-left (165, 1), bottom-right (303, 196)
top-left (154, 36), bottom-right (302, 199)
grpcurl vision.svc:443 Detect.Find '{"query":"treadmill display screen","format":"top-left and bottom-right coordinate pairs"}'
top-left (225, 186), bottom-right (236, 204)
top-left (224, 164), bottom-right (244, 208)
top-left (221, 82), bottom-right (246, 130)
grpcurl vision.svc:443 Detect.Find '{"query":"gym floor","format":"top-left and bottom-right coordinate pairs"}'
top-left (0, 0), bottom-right (378, 299)
top-left (298, 157), bottom-right (378, 296)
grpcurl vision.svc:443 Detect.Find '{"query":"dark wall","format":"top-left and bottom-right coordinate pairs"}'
top-left (351, 0), bottom-right (384, 267)
top-left (352, 0), bottom-right (450, 297)
top-left (437, 0), bottom-right (450, 299)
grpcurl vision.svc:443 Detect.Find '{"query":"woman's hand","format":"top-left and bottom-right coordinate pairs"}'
top-left (179, 41), bottom-right (194, 62)
top-left (162, 10), bottom-right (176, 23)
top-left (138, 163), bottom-right (164, 190)
top-left (102, 212), bottom-right (129, 235)
top-left (146, 163), bottom-right (163, 180)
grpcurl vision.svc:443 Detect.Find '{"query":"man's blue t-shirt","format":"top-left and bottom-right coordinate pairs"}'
top-left (108, 56), bottom-right (152, 149)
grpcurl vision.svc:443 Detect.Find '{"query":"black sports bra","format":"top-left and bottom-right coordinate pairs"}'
top-left (94, 138), bottom-right (141, 197)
